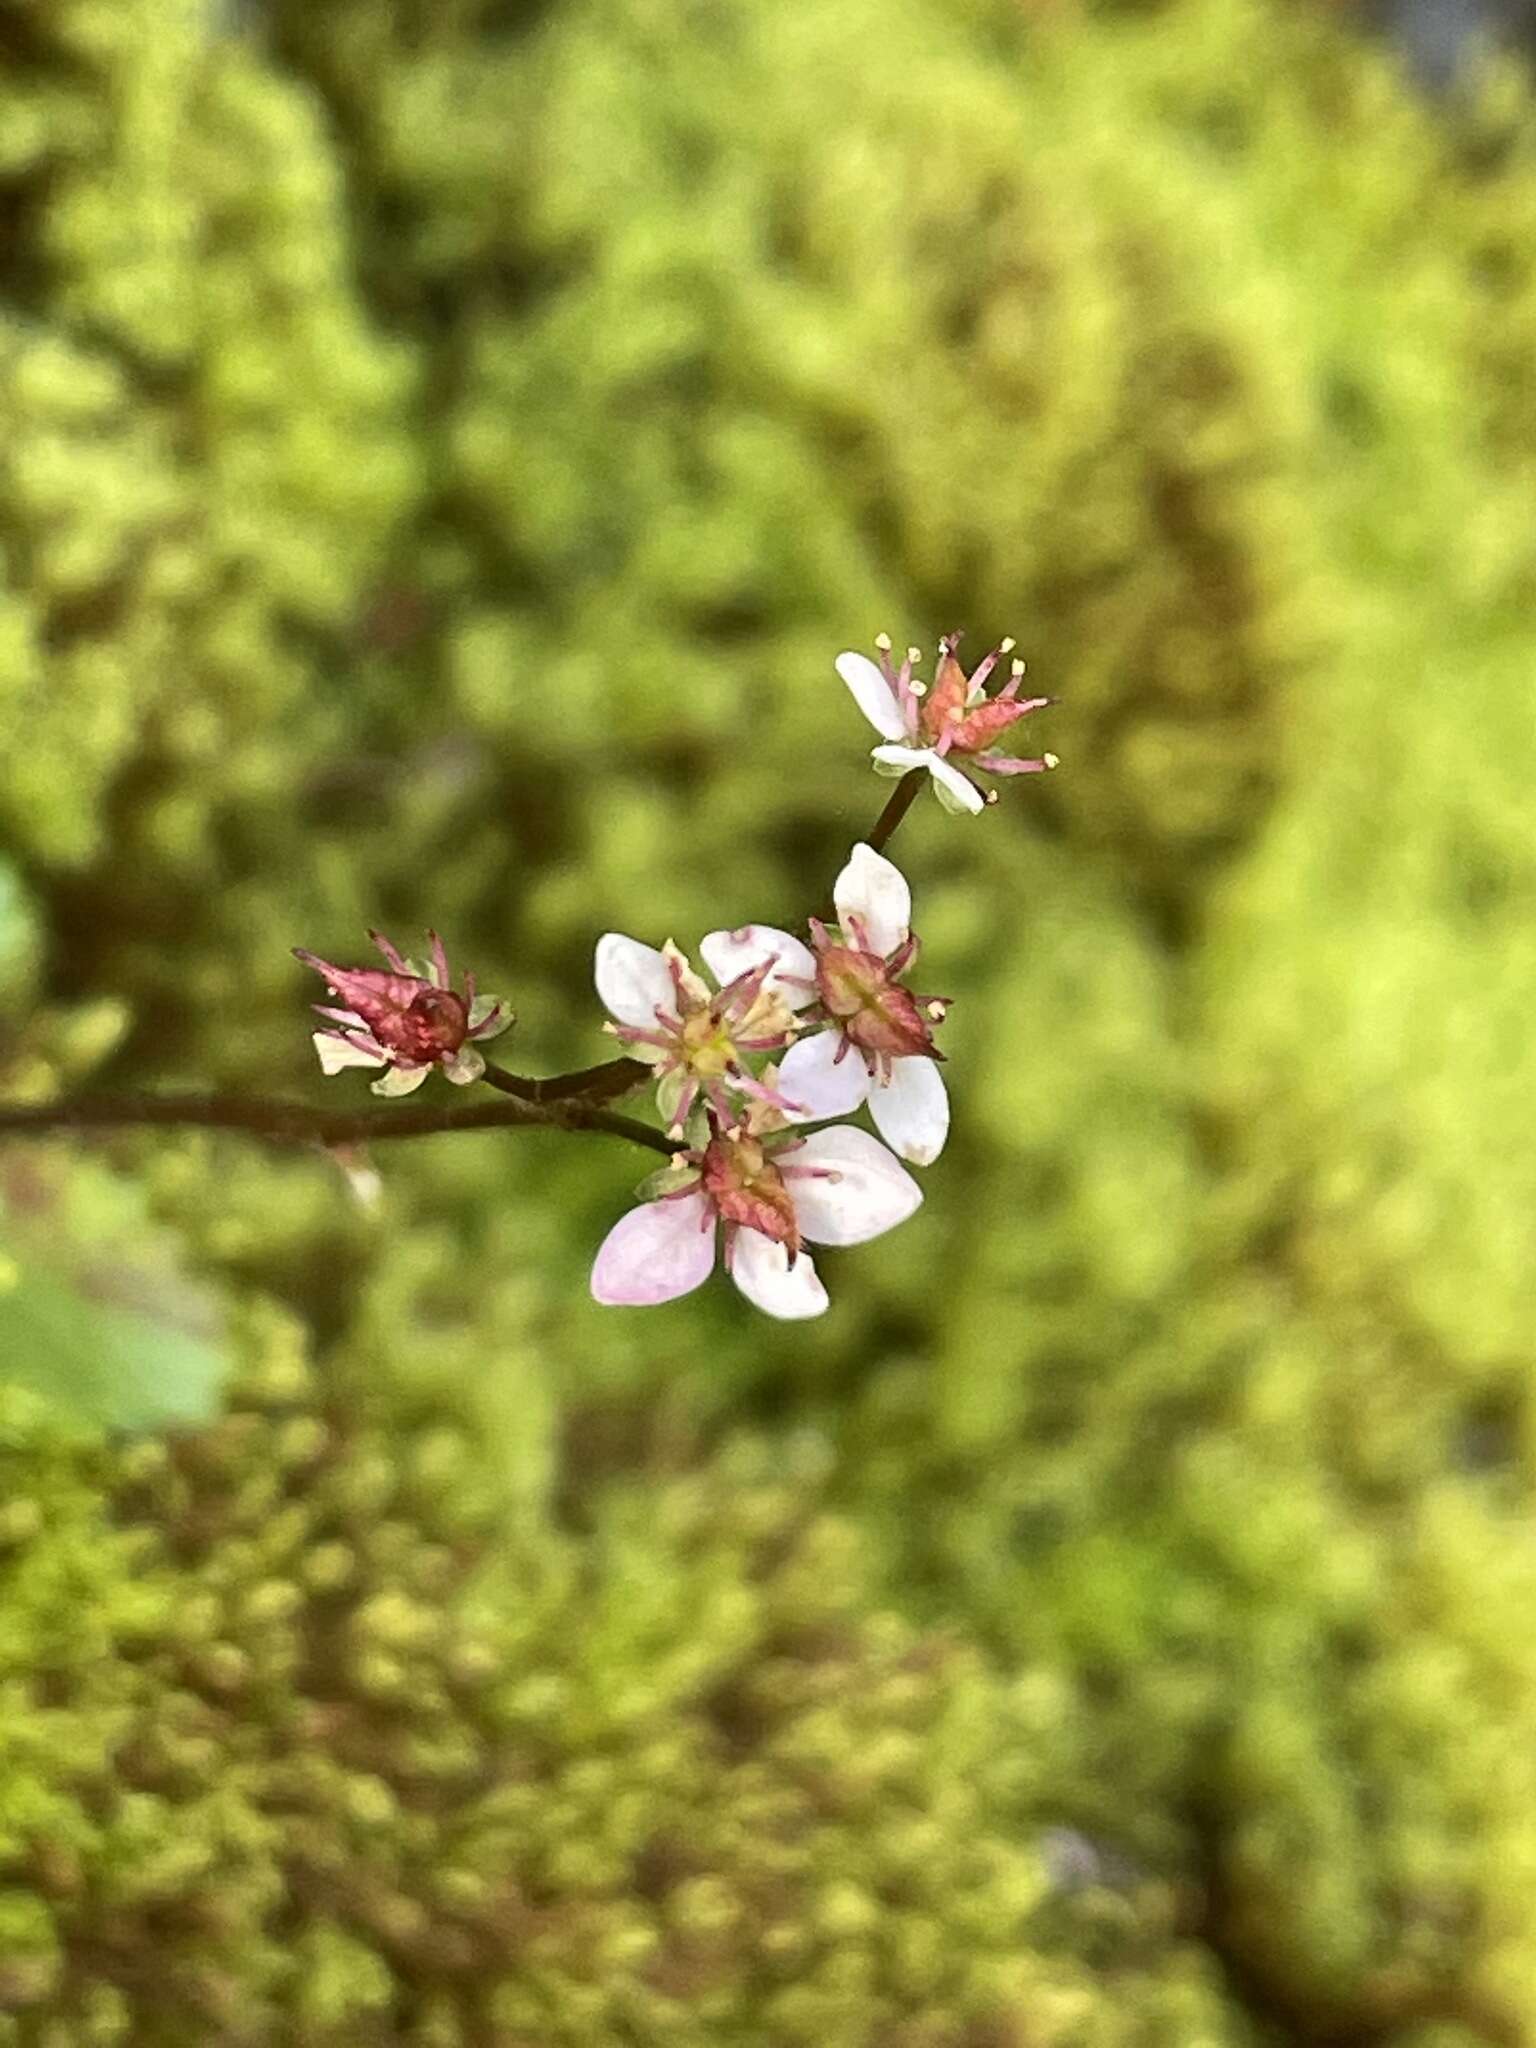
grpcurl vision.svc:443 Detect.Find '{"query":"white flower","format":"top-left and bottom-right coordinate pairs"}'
top-left (719, 845), bottom-right (951, 1165)
top-left (594, 929), bottom-right (812, 1133)
top-left (590, 1122), bottom-right (921, 1320)
top-left (836, 632), bottom-right (1057, 815)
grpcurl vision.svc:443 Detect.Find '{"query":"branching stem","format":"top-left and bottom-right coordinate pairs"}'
top-left (0, 770), bottom-right (928, 1159)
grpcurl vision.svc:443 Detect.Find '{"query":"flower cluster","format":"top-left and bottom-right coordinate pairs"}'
top-left (589, 842), bottom-right (948, 1317)
top-left (838, 631), bottom-right (1057, 815)
top-left (297, 630), bottom-right (1056, 1319)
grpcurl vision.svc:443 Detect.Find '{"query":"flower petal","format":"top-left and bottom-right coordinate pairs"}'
top-left (371, 1062), bottom-right (432, 1097)
top-left (313, 1032), bottom-right (385, 1075)
top-left (442, 1044), bottom-right (487, 1085)
top-left (699, 925), bottom-right (818, 1008)
top-left (782, 1124), bottom-right (923, 1245)
top-left (590, 1192), bottom-right (717, 1307)
top-left (926, 755), bottom-right (987, 815)
top-left (595, 933), bottom-right (677, 1028)
top-left (834, 842), bottom-right (911, 958)
top-left (836, 651), bottom-right (907, 741)
top-left (468, 992), bottom-right (512, 1037)
top-left (777, 1028), bottom-right (871, 1122)
top-left (869, 743), bottom-right (936, 774)
top-left (869, 1056), bottom-right (949, 1165)
top-left (729, 1229), bottom-right (830, 1320)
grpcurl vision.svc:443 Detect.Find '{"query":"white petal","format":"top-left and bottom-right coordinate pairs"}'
top-left (777, 1028), bottom-right (870, 1122)
top-left (870, 743), bottom-right (936, 773)
top-left (442, 1044), bottom-right (487, 1085)
top-left (869, 1056), bottom-right (949, 1165)
top-left (595, 933), bottom-right (677, 1028)
top-left (371, 1062), bottom-right (432, 1097)
top-left (729, 1229), bottom-right (829, 1320)
top-left (834, 842), bottom-right (911, 957)
top-left (836, 651), bottom-right (907, 741)
top-left (590, 1192), bottom-right (717, 1306)
top-left (783, 1124), bottom-right (923, 1245)
top-left (925, 755), bottom-right (987, 815)
top-left (313, 1032), bottom-right (385, 1075)
top-left (699, 924), bottom-right (818, 1009)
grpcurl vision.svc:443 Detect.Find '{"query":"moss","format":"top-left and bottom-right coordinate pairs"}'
top-left (0, 1369), bottom-right (1251, 2045)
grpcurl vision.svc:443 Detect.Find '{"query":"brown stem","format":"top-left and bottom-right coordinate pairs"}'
top-left (479, 1056), bottom-right (649, 1105)
top-left (0, 1091), bottom-right (675, 1157)
top-left (864, 767), bottom-right (926, 857)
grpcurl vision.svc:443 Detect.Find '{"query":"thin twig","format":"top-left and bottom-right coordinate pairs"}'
top-left (480, 1056), bottom-right (649, 1105)
top-left (864, 768), bottom-right (926, 858)
top-left (0, 1091), bottom-right (675, 1157)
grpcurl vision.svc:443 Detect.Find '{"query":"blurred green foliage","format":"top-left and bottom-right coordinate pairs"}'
top-left (1, 0), bottom-right (1535, 2038)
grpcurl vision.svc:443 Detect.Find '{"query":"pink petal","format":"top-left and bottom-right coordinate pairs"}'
top-left (836, 651), bottom-right (907, 741)
top-left (868, 1056), bottom-right (949, 1165)
top-left (782, 1125), bottom-right (922, 1245)
top-left (595, 933), bottom-right (678, 1029)
top-left (833, 843), bottom-right (911, 958)
top-left (590, 1192), bottom-right (717, 1307)
top-left (729, 1229), bottom-right (829, 1320)
top-left (698, 925), bottom-right (818, 1009)
top-left (777, 1028), bottom-right (870, 1122)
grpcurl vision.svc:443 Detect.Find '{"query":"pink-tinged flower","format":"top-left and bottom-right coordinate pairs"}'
top-left (594, 932), bottom-right (809, 1134)
top-left (836, 631), bottom-right (1057, 815)
top-left (294, 929), bottom-right (511, 1096)
top-left (590, 1119), bottom-right (921, 1320)
top-left (733, 844), bottom-right (951, 1165)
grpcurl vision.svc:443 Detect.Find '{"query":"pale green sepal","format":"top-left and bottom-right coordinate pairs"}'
top-left (633, 1163), bottom-right (700, 1202)
top-left (371, 1062), bottom-right (432, 1097)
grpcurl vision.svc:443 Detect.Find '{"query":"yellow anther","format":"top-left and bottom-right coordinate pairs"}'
top-left (1044, 752), bottom-right (1060, 769)
top-left (874, 631), bottom-right (892, 652)
top-left (999, 636), bottom-right (1016, 654)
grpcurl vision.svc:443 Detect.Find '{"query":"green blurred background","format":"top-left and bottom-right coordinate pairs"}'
top-left (1, 0), bottom-right (1535, 2039)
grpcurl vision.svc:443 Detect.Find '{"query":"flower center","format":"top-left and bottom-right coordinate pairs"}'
top-left (680, 1008), bottom-right (740, 1079)
top-left (815, 945), bottom-right (937, 1063)
top-left (700, 1131), bottom-right (800, 1252)
top-left (378, 986), bottom-right (469, 1062)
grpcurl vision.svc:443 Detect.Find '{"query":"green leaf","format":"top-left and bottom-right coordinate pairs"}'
top-left (0, 1148), bottom-right (228, 1432)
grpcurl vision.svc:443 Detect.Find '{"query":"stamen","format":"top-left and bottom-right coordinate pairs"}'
top-left (1044, 752), bottom-right (1060, 769)
top-left (874, 631), bottom-right (892, 652)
